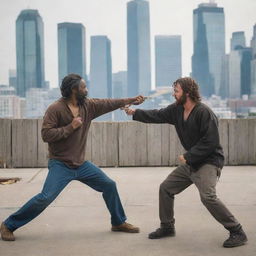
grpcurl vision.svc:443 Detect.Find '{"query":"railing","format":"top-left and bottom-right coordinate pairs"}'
top-left (0, 119), bottom-right (255, 168)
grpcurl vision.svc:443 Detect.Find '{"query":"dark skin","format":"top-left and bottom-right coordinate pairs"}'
top-left (67, 79), bottom-right (145, 130)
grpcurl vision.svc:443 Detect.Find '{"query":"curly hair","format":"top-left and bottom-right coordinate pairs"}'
top-left (173, 77), bottom-right (201, 103)
top-left (60, 73), bottom-right (82, 98)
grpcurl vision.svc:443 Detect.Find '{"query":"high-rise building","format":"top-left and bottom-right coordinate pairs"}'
top-left (230, 31), bottom-right (252, 97)
top-left (25, 88), bottom-right (48, 118)
top-left (8, 70), bottom-right (17, 90)
top-left (16, 9), bottom-right (45, 97)
top-left (251, 59), bottom-right (256, 96)
top-left (222, 47), bottom-right (252, 99)
top-left (155, 35), bottom-right (182, 87)
top-left (228, 51), bottom-right (241, 98)
top-left (0, 85), bottom-right (16, 96)
top-left (25, 88), bottom-right (60, 118)
top-left (219, 55), bottom-right (230, 98)
top-left (112, 71), bottom-right (127, 121)
top-left (0, 85), bottom-right (22, 118)
top-left (251, 24), bottom-right (256, 58)
top-left (58, 23), bottom-right (86, 85)
top-left (89, 36), bottom-right (113, 121)
top-left (127, 0), bottom-right (151, 96)
top-left (231, 31), bottom-right (246, 51)
top-left (45, 88), bottom-right (61, 108)
top-left (192, 2), bottom-right (225, 97)
top-left (240, 47), bottom-right (252, 96)
top-left (251, 24), bottom-right (256, 97)
top-left (112, 71), bottom-right (127, 98)
top-left (89, 36), bottom-right (112, 99)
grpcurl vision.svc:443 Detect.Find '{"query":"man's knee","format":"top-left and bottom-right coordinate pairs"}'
top-left (159, 181), bottom-right (167, 192)
top-left (103, 179), bottom-right (116, 191)
top-left (200, 192), bottom-right (217, 205)
top-left (159, 182), bottom-right (174, 198)
top-left (35, 192), bottom-right (55, 206)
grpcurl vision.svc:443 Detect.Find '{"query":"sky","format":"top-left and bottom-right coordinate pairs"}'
top-left (0, 0), bottom-right (255, 89)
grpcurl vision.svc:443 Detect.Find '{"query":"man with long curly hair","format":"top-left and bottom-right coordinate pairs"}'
top-left (125, 77), bottom-right (247, 248)
top-left (1, 73), bottom-right (144, 241)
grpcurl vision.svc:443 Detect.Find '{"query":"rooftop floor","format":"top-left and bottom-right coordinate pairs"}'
top-left (0, 166), bottom-right (256, 256)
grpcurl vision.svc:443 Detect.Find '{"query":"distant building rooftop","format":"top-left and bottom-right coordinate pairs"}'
top-left (199, 1), bottom-right (217, 8)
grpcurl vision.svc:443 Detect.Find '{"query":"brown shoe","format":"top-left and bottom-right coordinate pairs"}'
top-left (111, 222), bottom-right (140, 233)
top-left (0, 222), bottom-right (15, 241)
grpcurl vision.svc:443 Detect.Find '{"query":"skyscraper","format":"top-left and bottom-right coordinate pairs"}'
top-left (228, 51), bottom-right (241, 98)
top-left (230, 31), bottom-right (252, 97)
top-left (251, 24), bottom-right (256, 96)
top-left (231, 31), bottom-right (246, 51)
top-left (89, 36), bottom-right (112, 99)
top-left (112, 71), bottom-right (127, 98)
top-left (155, 35), bottom-right (182, 87)
top-left (240, 47), bottom-right (252, 96)
top-left (251, 24), bottom-right (256, 58)
top-left (127, 0), bottom-right (151, 96)
top-left (58, 23), bottom-right (86, 85)
top-left (219, 55), bottom-right (229, 99)
top-left (112, 71), bottom-right (127, 121)
top-left (9, 70), bottom-right (17, 89)
top-left (192, 2), bottom-right (225, 97)
top-left (16, 9), bottom-right (45, 97)
top-left (222, 47), bottom-right (252, 99)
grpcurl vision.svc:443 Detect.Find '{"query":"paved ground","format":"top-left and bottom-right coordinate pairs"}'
top-left (0, 166), bottom-right (255, 256)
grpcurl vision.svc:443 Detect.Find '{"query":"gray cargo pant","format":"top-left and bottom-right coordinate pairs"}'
top-left (159, 164), bottom-right (240, 230)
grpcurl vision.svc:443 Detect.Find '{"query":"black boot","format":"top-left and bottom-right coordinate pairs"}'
top-left (223, 226), bottom-right (248, 248)
top-left (148, 226), bottom-right (175, 239)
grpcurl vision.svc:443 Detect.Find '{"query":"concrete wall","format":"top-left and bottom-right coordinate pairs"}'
top-left (0, 119), bottom-right (255, 168)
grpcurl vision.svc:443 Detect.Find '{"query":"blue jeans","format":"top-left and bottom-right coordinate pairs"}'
top-left (4, 159), bottom-right (127, 231)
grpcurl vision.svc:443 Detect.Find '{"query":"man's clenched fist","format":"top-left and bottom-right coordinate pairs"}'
top-left (124, 108), bottom-right (136, 116)
top-left (71, 117), bottom-right (83, 129)
top-left (132, 95), bottom-right (145, 105)
top-left (178, 155), bottom-right (186, 164)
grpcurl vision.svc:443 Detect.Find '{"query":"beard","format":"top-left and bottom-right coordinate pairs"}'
top-left (175, 93), bottom-right (187, 105)
top-left (76, 91), bottom-right (88, 106)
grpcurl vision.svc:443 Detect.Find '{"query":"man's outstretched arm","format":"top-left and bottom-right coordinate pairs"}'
top-left (88, 96), bottom-right (145, 120)
top-left (125, 104), bottom-right (176, 124)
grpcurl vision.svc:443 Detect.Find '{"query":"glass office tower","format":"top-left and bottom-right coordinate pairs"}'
top-left (127, 0), bottom-right (151, 96)
top-left (16, 9), bottom-right (45, 97)
top-left (155, 35), bottom-right (182, 87)
top-left (89, 36), bottom-right (112, 99)
top-left (192, 2), bottom-right (225, 97)
top-left (58, 22), bottom-right (86, 85)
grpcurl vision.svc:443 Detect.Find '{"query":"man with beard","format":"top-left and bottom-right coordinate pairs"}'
top-left (1, 73), bottom-right (144, 241)
top-left (124, 77), bottom-right (247, 248)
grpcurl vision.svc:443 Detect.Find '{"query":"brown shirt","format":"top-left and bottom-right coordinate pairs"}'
top-left (41, 97), bottom-right (132, 168)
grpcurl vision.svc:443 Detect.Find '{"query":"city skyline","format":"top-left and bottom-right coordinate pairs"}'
top-left (0, 0), bottom-right (255, 89)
